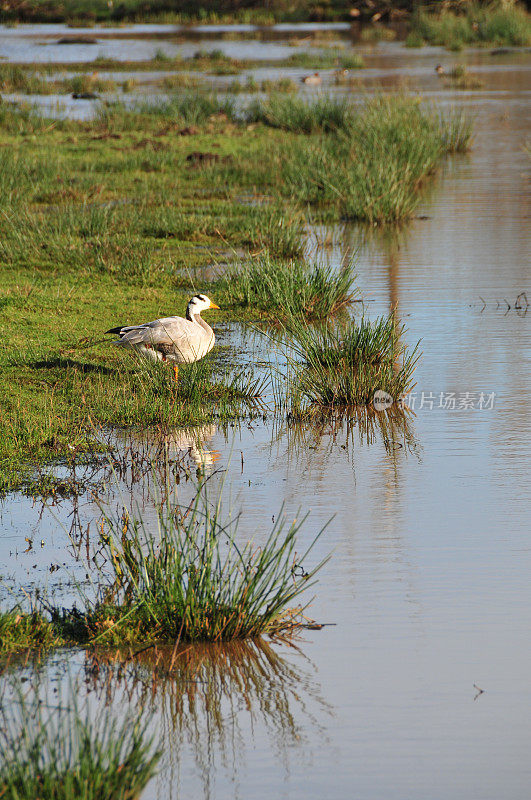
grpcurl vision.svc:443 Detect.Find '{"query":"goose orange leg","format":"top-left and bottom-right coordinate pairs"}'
top-left (172, 364), bottom-right (179, 383)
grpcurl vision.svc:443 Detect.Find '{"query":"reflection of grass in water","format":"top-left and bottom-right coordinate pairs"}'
top-left (84, 637), bottom-right (331, 772)
top-left (276, 406), bottom-right (417, 461)
top-left (278, 313), bottom-right (420, 413)
top-left (0, 673), bottom-right (160, 800)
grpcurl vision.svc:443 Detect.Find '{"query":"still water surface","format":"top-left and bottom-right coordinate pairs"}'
top-left (0, 31), bottom-right (530, 800)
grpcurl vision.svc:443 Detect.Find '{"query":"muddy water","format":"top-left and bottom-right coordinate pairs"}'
top-left (1, 34), bottom-right (531, 800)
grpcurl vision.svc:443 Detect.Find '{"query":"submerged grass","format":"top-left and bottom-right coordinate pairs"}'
top-left (280, 314), bottom-right (420, 413)
top-left (0, 677), bottom-right (160, 800)
top-left (215, 255), bottom-right (358, 319)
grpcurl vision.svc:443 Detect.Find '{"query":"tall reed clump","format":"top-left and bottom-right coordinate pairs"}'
top-left (281, 314), bottom-right (420, 413)
top-left (0, 679), bottom-right (160, 800)
top-left (216, 256), bottom-right (358, 319)
top-left (408, 1), bottom-right (530, 50)
top-left (64, 483), bottom-right (329, 644)
top-left (281, 94), bottom-right (473, 223)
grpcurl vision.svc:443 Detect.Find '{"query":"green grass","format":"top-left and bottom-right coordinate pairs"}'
top-left (0, 609), bottom-right (62, 653)
top-left (95, 91), bottom-right (237, 130)
top-left (215, 255), bottom-right (358, 319)
top-left (228, 76), bottom-right (298, 94)
top-left (280, 94), bottom-right (473, 223)
top-left (408, 1), bottom-right (531, 50)
top-left (280, 313), bottom-right (420, 413)
top-left (0, 678), bottom-right (160, 800)
top-left (0, 64), bottom-right (52, 94)
top-left (0, 342), bottom-right (263, 494)
top-left (0, 0), bottom-right (355, 25)
top-left (247, 93), bottom-right (353, 133)
top-left (66, 73), bottom-right (118, 94)
top-left (445, 64), bottom-right (485, 90)
top-left (58, 481), bottom-right (329, 644)
top-left (286, 50), bottom-right (365, 70)
top-left (0, 91), bottom-right (465, 489)
top-left (1, 480), bottom-right (329, 647)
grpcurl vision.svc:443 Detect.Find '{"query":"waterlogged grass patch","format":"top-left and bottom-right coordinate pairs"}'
top-left (0, 482), bottom-right (329, 648)
top-left (216, 255), bottom-right (358, 319)
top-left (445, 64), bottom-right (485, 90)
top-left (281, 314), bottom-right (420, 413)
top-left (95, 91), bottom-right (237, 131)
top-left (286, 50), bottom-right (364, 70)
top-left (0, 342), bottom-right (263, 494)
top-left (0, 90), bottom-right (466, 486)
top-left (0, 678), bottom-right (160, 800)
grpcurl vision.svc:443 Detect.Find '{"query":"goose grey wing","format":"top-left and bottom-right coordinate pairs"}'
top-left (111, 317), bottom-right (206, 358)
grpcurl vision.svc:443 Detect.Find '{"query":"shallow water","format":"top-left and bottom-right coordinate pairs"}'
top-left (1, 31), bottom-right (531, 800)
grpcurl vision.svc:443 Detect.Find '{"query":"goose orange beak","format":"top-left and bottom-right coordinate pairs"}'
top-left (209, 301), bottom-right (220, 309)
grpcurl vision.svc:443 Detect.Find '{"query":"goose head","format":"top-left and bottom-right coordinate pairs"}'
top-left (186, 294), bottom-right (220, 317)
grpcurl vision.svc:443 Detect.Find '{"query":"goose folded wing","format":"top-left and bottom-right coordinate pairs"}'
top-left (117, 317), bottom-right (201, 355)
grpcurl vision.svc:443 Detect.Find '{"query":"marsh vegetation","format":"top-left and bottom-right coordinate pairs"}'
top-left (0, 675), bottom-right (160, 800)
top-left (0, 88), bottom-right (468, 491)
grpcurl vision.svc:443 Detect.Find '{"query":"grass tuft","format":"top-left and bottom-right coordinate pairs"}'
top-left (0, 609), bottom-right (62, 653)
top-left (280, 313), bottom-right (420, 413)
top-left (281, 94), bottom-right (473, 223)
top-left (247, 93), bottom-right (352, 133)
top-left (59, 481), bottom-right (330, 644)
top-left (216, 255), bottom-right (358, 320)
